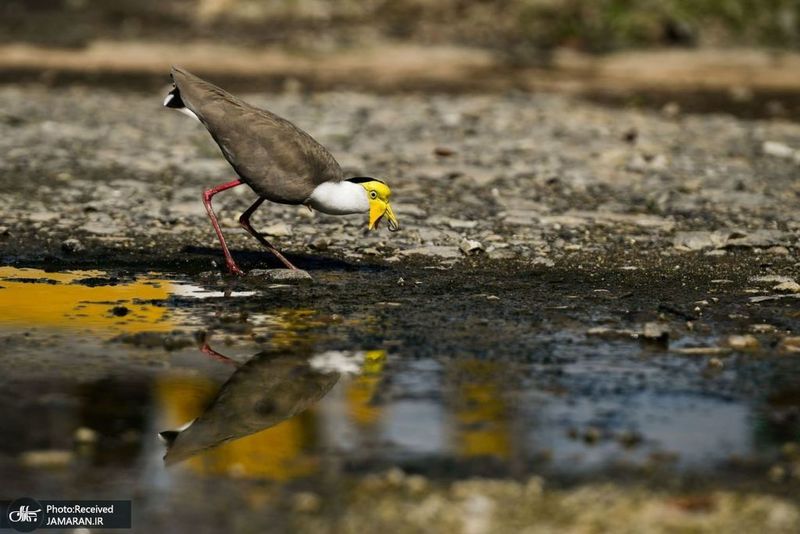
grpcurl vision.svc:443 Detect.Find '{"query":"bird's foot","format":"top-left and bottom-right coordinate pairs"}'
top-left (226, 262), bottom-right (246, 276)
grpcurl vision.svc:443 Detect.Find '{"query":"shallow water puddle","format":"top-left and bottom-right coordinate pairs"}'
top-left (0, 267), bottom-right (256, 335)
top-left (0, 266), bottom-right (796, 492)
top-left (150, 348), bottom-right (766, 480)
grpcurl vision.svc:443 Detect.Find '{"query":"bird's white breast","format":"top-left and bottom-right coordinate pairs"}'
top-left (307, 181), bottom-right (369, 215)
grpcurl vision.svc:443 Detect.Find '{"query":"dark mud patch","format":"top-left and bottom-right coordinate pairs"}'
top-left (2, 276), bottom-right (60, 284)
top-left (71, 275), bottom-right (123, 286)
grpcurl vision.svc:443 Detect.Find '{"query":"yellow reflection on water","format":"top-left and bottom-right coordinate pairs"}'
top-left (452, 360), bottom-right (511, 459)
top-left (259, 308), bottom-right (325, 349)
top-left (157, 373), bottom-right (319, 480)
top-left (346, 350), bottom-right (387, 426)
top-left (0, 267), bottom-right (173, 334)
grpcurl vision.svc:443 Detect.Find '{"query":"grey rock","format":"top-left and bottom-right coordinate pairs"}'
top-left (28, 211), bottom-right (59, 223)
top-left (675, 229), bottom-right (792, 251)
top-left (750, 275), bottom-right (795, 284)
top-left (530, 257), bottom-right (555, 267)
top-left (309, 238), bottom-right (329, 250)
top-left (501, 210), bottom-right (542, 226)
top-left (261, 222), bottom-right (292, 237)
top-left (673, 231), bottom-right (727, 250)
top-left (767, 246), bottom-right (790, 255)
top-left (727, 335), bottom-right (760, 350)
top-left (539, 211), bottom-right (674, 231)
top-left (427, 216), bottom-right (478, 230)
top-left (459, 238), bottom-right (484, 255)
top-left (725, 229), bottom-right (792, 248)
top-left (762, 141), bottom-right (795, 159)
top-left (399, 245), bottom-right (462, 259)
top-left (61, 238), bottom-right (85, 255)
top-left (774, 281), bottom-right (800, 293)
top-left (642, 322), bottom-right (670, 345)
top-left (445, 218), bottom-right (479, 230)
top-left (81, 221), bottom-right (120, 235)
top-left (587, 327), bottom-right (638, 340)
top-left (247, 269), bottom-right (313, 283)
top-left (749, 294), bottom-right (800, 303)
top-left (488, 248), bottom-right (516, 260)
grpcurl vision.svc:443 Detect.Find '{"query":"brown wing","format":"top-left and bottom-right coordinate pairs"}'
top-left (171, 66), bottom-right (343, 204)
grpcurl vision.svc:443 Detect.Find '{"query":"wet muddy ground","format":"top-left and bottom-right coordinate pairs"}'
top-left (1, 84), bottom-right (800, 532)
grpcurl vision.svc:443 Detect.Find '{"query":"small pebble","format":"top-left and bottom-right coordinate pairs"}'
top-left (763, 141), bottom-right (795, 159)
top-left (385, 467), bottom-right (406, 486)
top-left (583, 427), bottom-right (601, 444)
top-left (768, 465), bottom-right (786, 482)
top-left (292, 492), bottom-right (321, 513)
top-left (434, 146), bottom-right (456, 156)
top-left (74, 427), bottom-right (98, 444)
top-left (727, 335), bottom-right (759, 350)
top-left (111, 306), bottom-right (130, 317)
top-left (662, 102), bottom-right (681, 117)
top-left (20, 450), bottom-right (73, 468)
top-left (642, 322), bottom-right (670, 345)
top-left (459, 238), bottom-right (484, 255)
top-left (617, 431), bottom-right (643, 448)
top-left (774, 281), bottom-right (800, 293)
top-left (780, 337), bottom-right (800, 353)
top-left (767, 246), bottom-right (790, 255)
top-left (261, 222), bottom-right (292, 237)
top-left (61, 238), bottom-right (85, 254)
top-left (676, 347), bottom-right (732, 356)
top-left (405, 474), bottom-right (428, 494)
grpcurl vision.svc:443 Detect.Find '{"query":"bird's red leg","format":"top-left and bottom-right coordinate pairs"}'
top-left (200, 342), bottom-right (239, 367)
top-left (202, 179), bottom-right (245, 275)
top-left (239, 197), bottom-right (299, 270)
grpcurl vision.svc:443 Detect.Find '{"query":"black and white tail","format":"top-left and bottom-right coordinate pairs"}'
top-left (163, 85), bottom-right (200, 122)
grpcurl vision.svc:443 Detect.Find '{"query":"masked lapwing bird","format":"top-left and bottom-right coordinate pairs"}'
top-left (163, 66), bottom-right (399, 275)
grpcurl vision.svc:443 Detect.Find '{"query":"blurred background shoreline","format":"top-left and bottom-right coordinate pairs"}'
top-left (2, 0), bottom-right (800, 120)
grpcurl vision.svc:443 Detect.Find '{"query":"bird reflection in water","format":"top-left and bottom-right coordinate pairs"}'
top-left (159, 344), bottom-right (387, 480)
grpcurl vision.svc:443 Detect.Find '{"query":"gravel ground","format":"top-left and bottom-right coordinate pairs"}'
top-left (1, 84), bottom-right (799, 267)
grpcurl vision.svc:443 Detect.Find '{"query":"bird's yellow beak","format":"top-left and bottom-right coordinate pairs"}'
top-left (369, 200), bottom-right (399, 231)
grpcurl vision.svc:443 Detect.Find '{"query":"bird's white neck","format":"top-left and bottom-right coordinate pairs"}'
top-left (306, 181), bottom-right (369, 215)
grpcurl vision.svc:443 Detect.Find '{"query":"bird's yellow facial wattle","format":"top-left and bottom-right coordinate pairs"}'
top-left (362, 181), bottom-right (399, 232)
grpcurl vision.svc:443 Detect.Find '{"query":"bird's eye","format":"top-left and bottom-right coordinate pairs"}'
top-left (370, 191), bottom-right (378, 199)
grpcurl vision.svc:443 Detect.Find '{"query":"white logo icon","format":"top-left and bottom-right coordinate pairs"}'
top-left (9, 505), bottom-right (41, 523)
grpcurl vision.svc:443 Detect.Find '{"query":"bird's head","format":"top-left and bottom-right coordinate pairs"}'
top-left (348, 177), bottom-right (400, 232)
